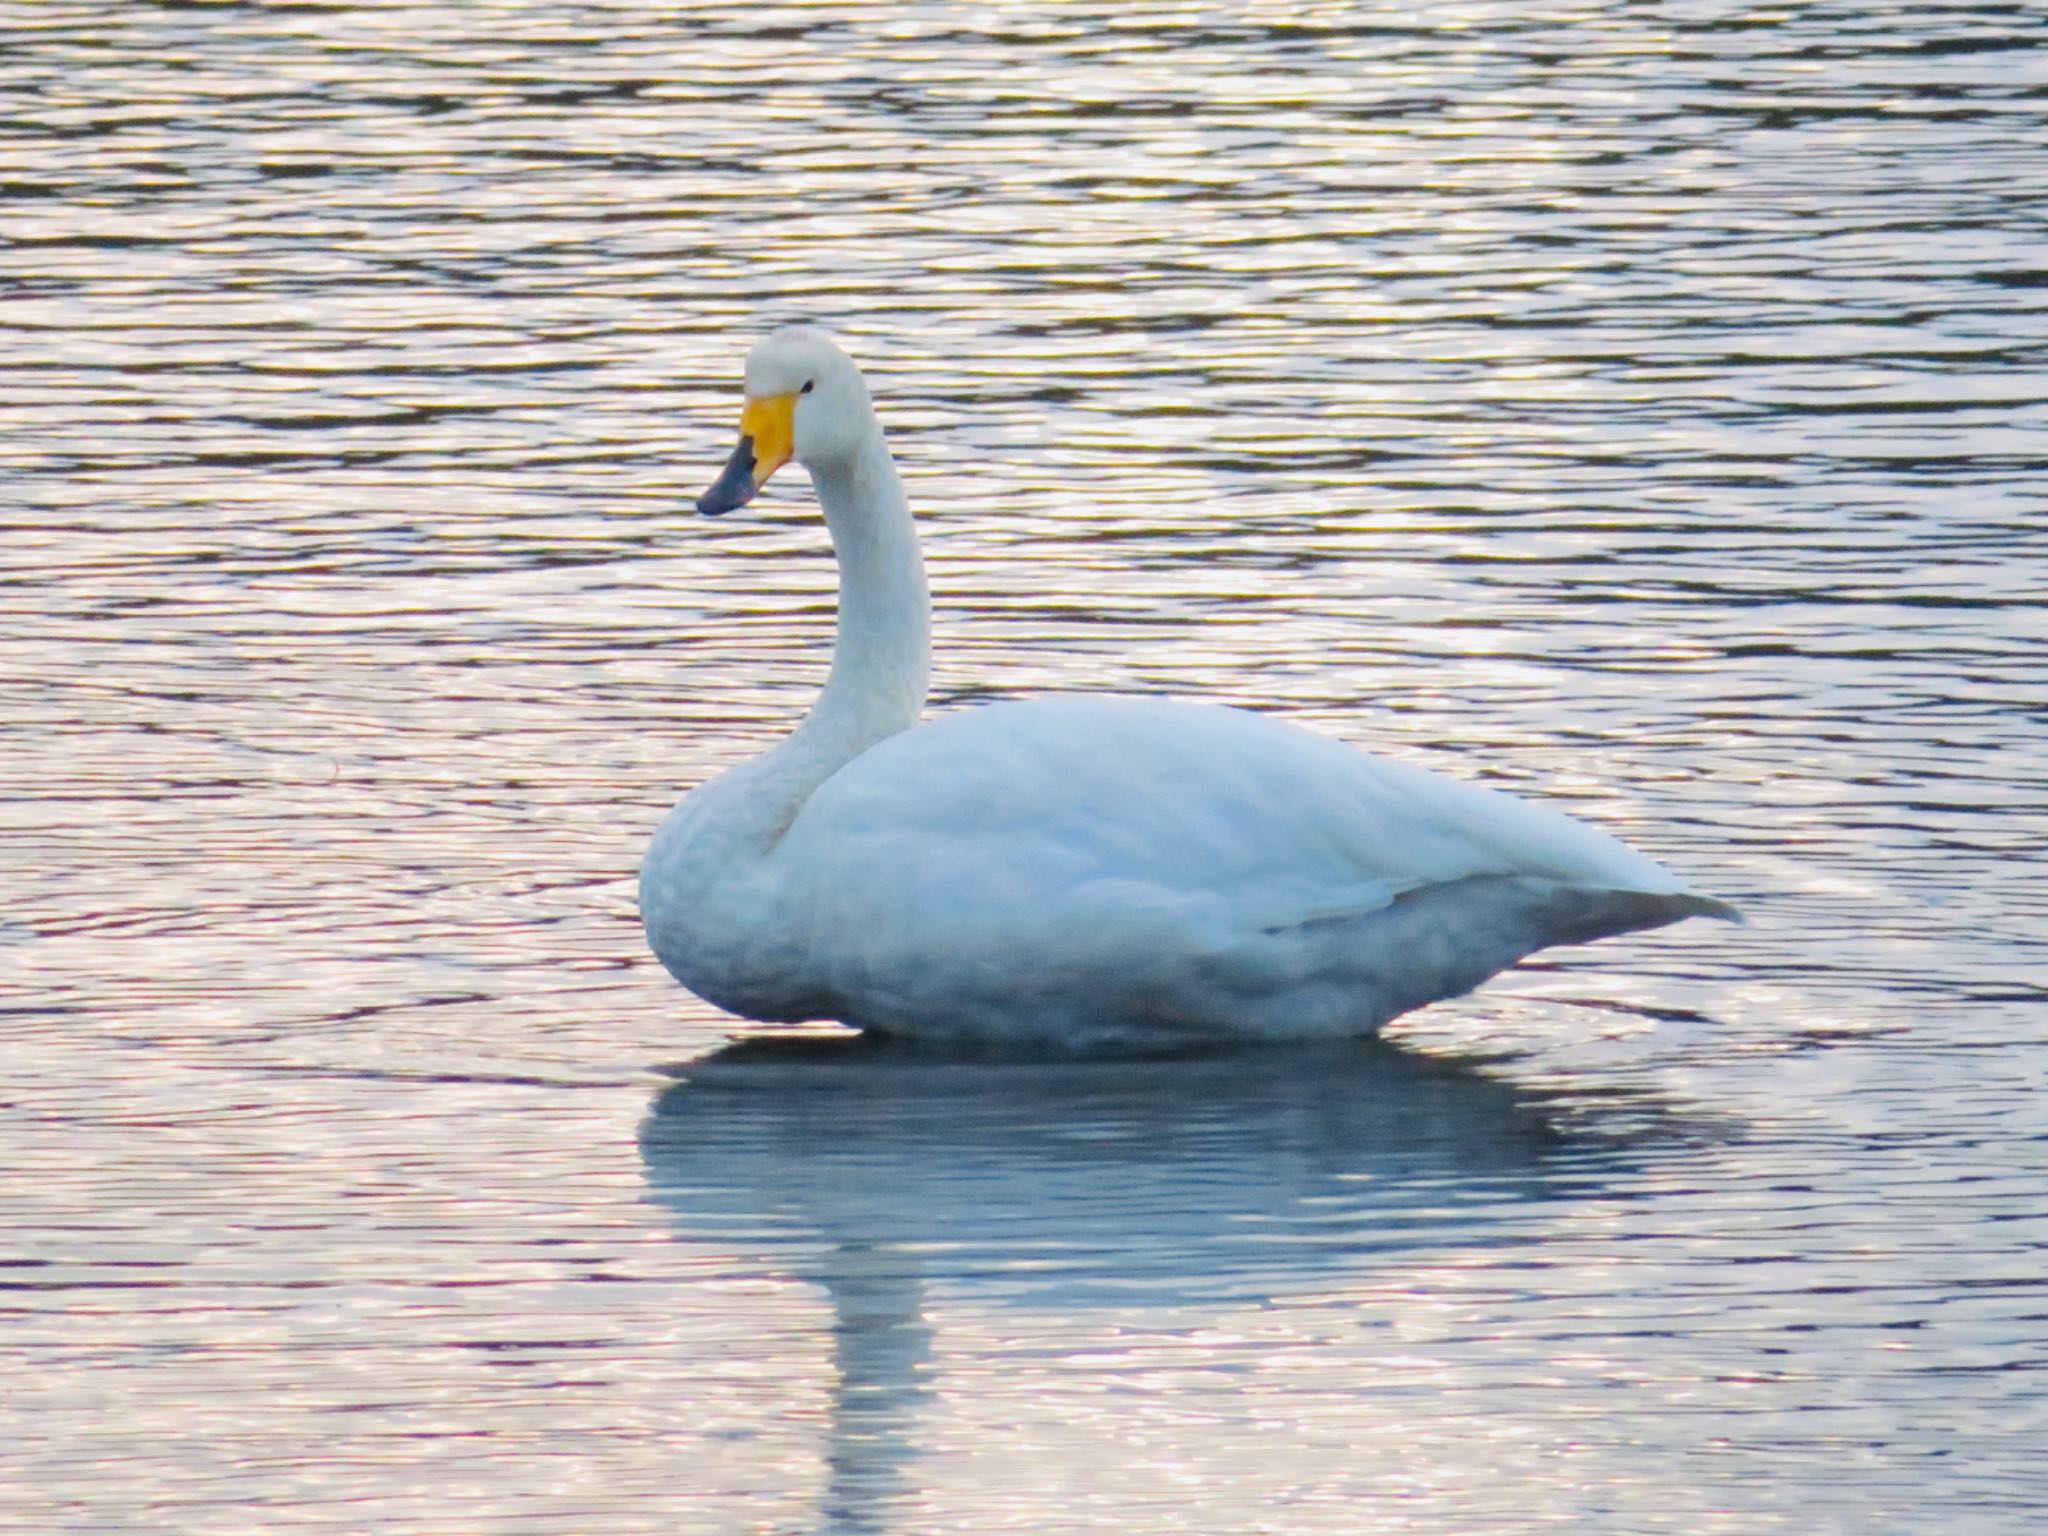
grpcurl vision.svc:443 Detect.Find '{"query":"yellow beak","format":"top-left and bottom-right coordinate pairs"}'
top-left (697, 393), bottom-right (797, 516)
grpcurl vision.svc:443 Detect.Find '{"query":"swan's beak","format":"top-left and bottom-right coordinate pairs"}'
top-left (697, 393), bottom-right (796, 516)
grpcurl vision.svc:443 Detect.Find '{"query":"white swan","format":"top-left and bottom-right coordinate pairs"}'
top-left (642, 327), bottom-right (1738, 1051)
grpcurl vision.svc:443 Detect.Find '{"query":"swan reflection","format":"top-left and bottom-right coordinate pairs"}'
top-left (639, 1035), bottom-right (1692, 1533)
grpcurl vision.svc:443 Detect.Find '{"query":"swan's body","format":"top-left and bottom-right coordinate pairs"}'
top-left (642, 329), bottom-right (1736, 1050)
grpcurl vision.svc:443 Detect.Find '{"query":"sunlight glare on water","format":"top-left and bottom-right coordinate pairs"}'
top-left (4, 2), bottom-right (2047, 1532)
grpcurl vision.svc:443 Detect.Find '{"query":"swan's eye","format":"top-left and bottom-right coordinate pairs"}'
top-left (800, 379), bottom-right (815, 395)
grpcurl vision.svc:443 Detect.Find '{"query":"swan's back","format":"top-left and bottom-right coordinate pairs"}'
top-left (790, 696), bottom-right (1673, 894)
top-left (760, 697), bottom-right (1724, 1047)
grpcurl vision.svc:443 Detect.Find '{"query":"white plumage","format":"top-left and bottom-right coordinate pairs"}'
top-left (642, 328), bottom-right (1737, 1050)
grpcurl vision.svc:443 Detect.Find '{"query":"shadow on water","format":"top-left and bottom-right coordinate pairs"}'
top-left (638, 1033), bottom-right (1720, 1533)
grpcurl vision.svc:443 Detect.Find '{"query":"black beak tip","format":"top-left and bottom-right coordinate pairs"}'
top-left (695, 487), bottom-right (748, 517)
top-left (696, 433), bottom-right (759, 517)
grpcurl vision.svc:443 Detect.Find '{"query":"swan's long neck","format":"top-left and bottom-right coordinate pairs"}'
top-left (800, 431), bottom-right (931, 757)
top-left (668, 425), bottom-right (930, 864)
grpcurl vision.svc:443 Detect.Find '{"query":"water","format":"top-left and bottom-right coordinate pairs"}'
top-left (4, 1), bottom-right (2046, 1530)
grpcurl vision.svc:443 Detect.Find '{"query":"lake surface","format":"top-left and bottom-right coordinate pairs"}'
top-left (5, 2), bottom-right (2047, 1531)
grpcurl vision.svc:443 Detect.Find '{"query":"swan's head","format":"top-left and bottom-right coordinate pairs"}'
top-left (696, 327), bottom-right (874, 515)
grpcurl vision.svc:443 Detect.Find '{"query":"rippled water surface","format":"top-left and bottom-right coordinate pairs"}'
top-left (6, 2), bottom-right (2047, 1531)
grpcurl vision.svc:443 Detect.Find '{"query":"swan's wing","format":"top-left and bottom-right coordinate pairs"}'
top-left (767, 696), bottom-right (1719, 1037)
top-left (780, 695), bottom-right (1686, 914)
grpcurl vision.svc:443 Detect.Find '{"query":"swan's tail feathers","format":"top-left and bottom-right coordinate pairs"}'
top-left (1534, 886), bottom-right (1743, 948)
top-left (1663, 890), bottom-right (1744, 926)
top-left (1351, 877), bottom-right (1740, 1021)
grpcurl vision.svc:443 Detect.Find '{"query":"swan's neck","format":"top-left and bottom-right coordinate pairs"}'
top-left (678, 429), bottom-right (930, 860)
top-left (800, 434), bottom-right (931, 758)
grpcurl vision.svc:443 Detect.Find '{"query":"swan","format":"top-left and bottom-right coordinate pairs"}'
top-left (641, 327), bottom-right (1739, 1051)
